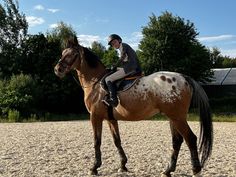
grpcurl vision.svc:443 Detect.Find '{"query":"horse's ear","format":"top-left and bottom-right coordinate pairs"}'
top-left (65, 35), bottom-right (79, 48)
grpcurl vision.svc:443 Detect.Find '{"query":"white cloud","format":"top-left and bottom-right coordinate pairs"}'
top-left (47, 9), bottom-right (60, 13)
top-left (198, 34), bottom-right (236, 58)
top-left (198, 35), bottom-right (236, 42)
top-left (126, 32), bottom-right (143, 50)
top-left (131, 32), bottom-right (143, 39)
top-left (34, 5), bottom-right (44, 11)
top-left (26, 16), bottom-right (45, 27)
top-left (49, 23), bottom-right (58, 29)
top-left (78, 35), bottom-right (101, 47)
top-left (221, 49), bottom-right (236, 58)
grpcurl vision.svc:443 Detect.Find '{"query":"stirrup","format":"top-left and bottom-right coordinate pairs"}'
top-left (102, 98), bottom-right (118, 107)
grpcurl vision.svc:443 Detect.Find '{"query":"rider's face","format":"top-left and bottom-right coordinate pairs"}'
top-left (111, 39), bottom-right (120, 49)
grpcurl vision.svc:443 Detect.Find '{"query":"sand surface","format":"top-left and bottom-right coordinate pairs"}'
top-left (0, 121), bottom-right (235, 177)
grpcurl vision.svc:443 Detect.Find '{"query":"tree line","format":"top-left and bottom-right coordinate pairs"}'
top-left (1, 0), bottom-right (235, 121)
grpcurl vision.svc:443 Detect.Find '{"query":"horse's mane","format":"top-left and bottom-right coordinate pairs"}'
top-left (66, 36), bottom-right (103, 69)
top-left (82, 47), bottom-right (103, 68)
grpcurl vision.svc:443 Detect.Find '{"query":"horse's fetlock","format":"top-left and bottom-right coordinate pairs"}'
top-left (192, 166), bottom-right (202, 176)
top-left (161, 172), bottom-right (172, 177)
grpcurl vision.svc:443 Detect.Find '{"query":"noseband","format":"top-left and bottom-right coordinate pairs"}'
top-left (58, 50), bottom-right (80, 71)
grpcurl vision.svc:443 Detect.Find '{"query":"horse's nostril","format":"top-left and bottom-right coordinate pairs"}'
top-left (54, 67), bottom-right (61, 74)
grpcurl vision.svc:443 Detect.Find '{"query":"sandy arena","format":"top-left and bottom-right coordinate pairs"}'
top-left (0, 121), bottom-right (235, 177)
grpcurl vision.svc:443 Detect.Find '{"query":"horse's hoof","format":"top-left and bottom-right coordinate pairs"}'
top-left (118, 166), bottom-right (128, 172)
top-left (161, 172), bottom-right (171, 177)
top-left (89, 169), bottom-right (98, 175)
top-left (193, 172), bottom-right (202, 177)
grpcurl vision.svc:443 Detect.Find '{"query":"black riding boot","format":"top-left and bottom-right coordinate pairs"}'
top-left (104, 81), bottom-right (118, 107)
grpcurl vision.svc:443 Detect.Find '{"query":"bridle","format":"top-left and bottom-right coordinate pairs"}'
top-left (58, 51), bottom-right (79, 72)
top-left (57, 48), bottom-right (104, 89)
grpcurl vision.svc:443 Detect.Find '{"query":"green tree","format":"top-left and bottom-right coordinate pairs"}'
top-left (102, 47), bottom-right (119, 68)
top-left (222, 57), bottom-right (236, 68)
top-left (90, 41), bottom-right (119, 67)
top-left (0, 0), bottom-right (28, 79)
top-left (210, 47), bottom-right (224, 68)
top-left (19, 33), bottom-right (86, 114)
top-left (46, 23), bottom-right (87, 114)
top-left (46, 21), bottom-right (77, 49)
top-left (90, 41), bottom-right (106, 59)
top-left (139, 12), bottom-right (213, 82)
top-left (0, 74), bottom-right (37, 119)
top-left (209, 47), bottom-right (236, 68)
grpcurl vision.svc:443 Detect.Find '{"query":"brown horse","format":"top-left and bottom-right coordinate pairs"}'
top-left (54, 37), bottom-right (213, 177)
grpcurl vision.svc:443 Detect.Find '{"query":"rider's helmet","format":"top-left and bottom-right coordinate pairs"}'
top-left (108, 34), bottom-right (122, 45)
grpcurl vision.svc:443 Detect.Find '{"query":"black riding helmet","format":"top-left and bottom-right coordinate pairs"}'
top-left (108, 34), bottom-right (122, 45)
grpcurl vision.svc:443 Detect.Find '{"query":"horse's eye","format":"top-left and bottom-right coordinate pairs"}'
top-left (59, 61), bottom-right (67, 68)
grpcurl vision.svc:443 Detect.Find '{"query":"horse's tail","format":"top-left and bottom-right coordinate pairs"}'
top-left (184, 75), bottom-right (213, 167)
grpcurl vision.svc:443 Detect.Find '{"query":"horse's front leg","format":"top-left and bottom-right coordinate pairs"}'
top-left (107, 120), bottom-right (128, 172)
top-left (90, 115), bottom-right (103, 175)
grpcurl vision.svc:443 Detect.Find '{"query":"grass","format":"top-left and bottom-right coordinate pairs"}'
top-left (151, 112), bottom-right (236, 122)
top-left (41, 113), bottom-right (89, 122)
top-left (0, 113), bottom-right (89, 123)
top-left (1, 112), bottom-right (236, 123)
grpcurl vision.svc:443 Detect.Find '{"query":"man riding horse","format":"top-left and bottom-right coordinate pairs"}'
top-left (102, 34), bottom-right (142, 107)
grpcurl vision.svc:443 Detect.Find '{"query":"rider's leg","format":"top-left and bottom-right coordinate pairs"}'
top-left (103, 68), bottom-right (128, 107)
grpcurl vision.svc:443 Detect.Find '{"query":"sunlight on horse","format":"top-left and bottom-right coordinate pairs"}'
top-left (54, 36), bottom-right (213, 177)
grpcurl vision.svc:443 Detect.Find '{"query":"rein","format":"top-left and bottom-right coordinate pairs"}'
top-left (71, 71), bottom-right (104, 89)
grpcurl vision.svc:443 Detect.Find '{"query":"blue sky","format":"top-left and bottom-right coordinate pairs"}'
top-left (10, 0), bottom-right (236, 57)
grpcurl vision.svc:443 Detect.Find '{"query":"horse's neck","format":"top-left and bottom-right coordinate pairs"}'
top-left (76, 62), bottom-right (106, 89)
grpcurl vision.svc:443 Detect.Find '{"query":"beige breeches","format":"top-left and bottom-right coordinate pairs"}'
top-left (105, 67), bottom-right (131, 83)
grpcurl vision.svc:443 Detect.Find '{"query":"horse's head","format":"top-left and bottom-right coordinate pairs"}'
top-left (54, 36), bottom-right (81, 78)
top-left (54, 47), bottom-right (81, 78)
top-left (55, 35), bottom-right (105, 80)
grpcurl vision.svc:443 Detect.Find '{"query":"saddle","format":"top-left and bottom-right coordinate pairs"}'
top-left (101, 70), bottom-right (143, 120)
top-left (100, 70), bottom-right (143, 93)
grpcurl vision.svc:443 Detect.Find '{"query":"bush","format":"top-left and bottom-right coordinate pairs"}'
top-left (0, 74), bottom-right (38, 120)
top-left (8, 109), bottom-right (20, 122)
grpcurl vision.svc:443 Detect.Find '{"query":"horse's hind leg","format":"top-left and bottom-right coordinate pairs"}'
top-left (162, 121), bottom-right (183, 177)
top-left (107, 120), bottom-right (128, 172)
top-left (172, 120), bottom-right (202, 176)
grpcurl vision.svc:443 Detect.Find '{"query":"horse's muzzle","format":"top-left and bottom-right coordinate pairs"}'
top-left (54, 65), bottom-right (65, 78)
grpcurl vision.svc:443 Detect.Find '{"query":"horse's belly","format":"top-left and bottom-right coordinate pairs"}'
top-left (114, 104), bottom-right (160, 121)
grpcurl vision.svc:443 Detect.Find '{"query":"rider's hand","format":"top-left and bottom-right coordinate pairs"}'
top-left (110, 65), bottom-right (117, 71)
